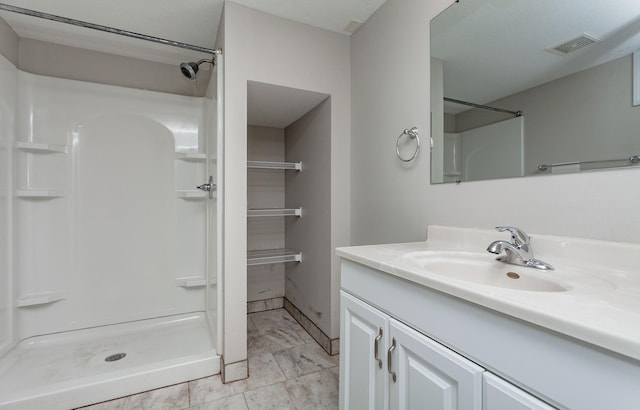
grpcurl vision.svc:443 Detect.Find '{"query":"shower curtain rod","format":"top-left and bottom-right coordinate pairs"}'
top-left (0, 3), bottom-right (219, 56)
top-left (444, 97), bottom-right (522, 117)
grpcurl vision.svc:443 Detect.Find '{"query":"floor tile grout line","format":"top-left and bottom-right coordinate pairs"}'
top-left (243, 309), bottom-right (339, 409)
top-left (248, 309), bottom-right (329, 380)
top-left (282, 374), bottom-right (299, 410)
top-left (240, 391), bottom-right (250, 409)
top-left (187, 380), bottom-right (191, 407)
top-left (271, 348), bottom-right (290, 380)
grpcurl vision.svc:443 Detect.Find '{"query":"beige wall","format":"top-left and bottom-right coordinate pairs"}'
top-left (351, 0), bottom-right (640, 245)
top-left (0, 14), bottom-right (209, 97)
top-left (455, 55), bottom-right (640, 175)
top-left (0, 17), bottom-right (18, 65)
top-left (247, 125), bottom-right (286, 302)
top-left (284, 97), bottom-right (332, 337)
top-left (0, 12), bottom-right (211, 97)
top-left (351, 0), bottom-right (449, 245)
top-left (222, 1), bottom-right (350, 367)
top-left (18, 39), bottom-right (209, 97)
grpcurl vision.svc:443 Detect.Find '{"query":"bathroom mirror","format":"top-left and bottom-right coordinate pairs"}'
top-left (430, 0), bottom-right (640, 184)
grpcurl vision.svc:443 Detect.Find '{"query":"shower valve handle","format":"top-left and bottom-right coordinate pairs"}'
top-left (196, 176), bottom-right (216, 199)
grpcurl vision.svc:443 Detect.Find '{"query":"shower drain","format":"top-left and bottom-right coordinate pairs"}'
top-left (105, 353), bottom-right (127, 362)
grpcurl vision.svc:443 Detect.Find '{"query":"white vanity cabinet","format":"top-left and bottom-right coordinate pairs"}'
top-left (338, 256), bottom-right (640, 409)
top-left (339, 228), bottom-right (640, 409)
top-left (483, 373), bottom-right (554, 410)
top-left (341, 290), bottom-right (548, 410)
top-left (340, 291), bottom-right (484, 409)
top-left (389, 318), bottom-right (485, 409)
top-left (340, 291), bottom-right (388, 409)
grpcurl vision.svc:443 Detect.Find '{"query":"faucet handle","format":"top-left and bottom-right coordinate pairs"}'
top-left (495, 226), bottom-right (530, 248)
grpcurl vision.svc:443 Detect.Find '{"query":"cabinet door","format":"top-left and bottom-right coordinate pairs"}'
top-left (484, 373), bottom-right (556, 410)
top-left (388, 318), bottom-right (483, 410)
top-left (340, 291), bottom-right (389, 410)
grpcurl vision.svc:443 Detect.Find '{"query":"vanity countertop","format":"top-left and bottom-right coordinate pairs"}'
top-left (336, 226), bottom-right (640, 362)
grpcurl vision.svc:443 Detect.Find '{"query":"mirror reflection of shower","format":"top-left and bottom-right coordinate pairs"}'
top-left (180, 58), bottom-right (214, 80)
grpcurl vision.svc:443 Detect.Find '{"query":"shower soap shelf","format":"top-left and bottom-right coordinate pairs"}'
top-left (176, 277), bottom-right (207, 288)
top-left (16, 141), bottom-right (68, 153)
top-left (17, 189), bottom-right (64, 198)
top-left (175, 190), bottom-right (213, 199)
top-left (247, 249), bottom-right (302, 266)
top-left (247, 208), bottom-right (302, 217)
top-left (175, 152), bottom-right (207, 160)
top-left (247, 160), bottom-right (302, 171)
top-left (15, 143), bottom-right (67, 199)
top-left (17, 291), bottom-right (66, 307)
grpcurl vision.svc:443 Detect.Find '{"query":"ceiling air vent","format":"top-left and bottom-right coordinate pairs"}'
top-left (343, 20), bottom-right (363, 34)
top-left (546, 34), bottom-right (599, 55)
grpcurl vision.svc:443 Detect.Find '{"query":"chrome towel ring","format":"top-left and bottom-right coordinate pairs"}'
top-left (396, 127), bottom-right (420, 162)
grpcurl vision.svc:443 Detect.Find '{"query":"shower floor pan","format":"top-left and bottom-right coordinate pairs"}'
top-left (0, 312), bottom-right (220, 410)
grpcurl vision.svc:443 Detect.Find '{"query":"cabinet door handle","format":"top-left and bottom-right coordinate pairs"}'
top-left (387, 337), bottom-right (397, 383)
top-left (374, 327), bottom-right (383, 369)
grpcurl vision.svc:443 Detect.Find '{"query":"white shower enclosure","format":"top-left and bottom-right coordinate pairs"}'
top-left (0, 52), bottom-right (223, 409)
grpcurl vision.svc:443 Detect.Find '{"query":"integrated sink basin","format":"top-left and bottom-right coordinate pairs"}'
top-left (399, 251), bottom-right (568, 292)
top-left (336, 225), bottom-right (640, 366)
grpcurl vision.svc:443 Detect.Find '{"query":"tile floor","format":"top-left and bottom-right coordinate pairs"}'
top-left (81, 309), bottom-right (339, 409)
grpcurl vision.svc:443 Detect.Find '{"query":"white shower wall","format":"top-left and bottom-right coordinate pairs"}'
top-left (460, 117), bottom-right (524, 181)
top-left (0, 55), bottom-right (17, 355)
top-left (13, 71), bottom-right (213, 340)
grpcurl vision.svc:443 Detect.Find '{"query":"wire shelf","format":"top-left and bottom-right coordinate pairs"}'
top-left (247, 208), bottom-right (302, 217)
top-left (247, 249), bottom-right (302, 266)
top-left (247, 160), bottom-right (302, 171)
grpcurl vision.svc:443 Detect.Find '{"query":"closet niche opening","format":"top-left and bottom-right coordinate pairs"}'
top-left (246, 81), bottom-right (334, 353)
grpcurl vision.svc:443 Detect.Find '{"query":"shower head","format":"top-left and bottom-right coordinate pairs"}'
top-left (180, 58), bottom-right (214, 80)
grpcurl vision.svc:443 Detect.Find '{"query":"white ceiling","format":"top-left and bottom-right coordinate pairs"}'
top-left (0, 0), bottom-right (386, 65)
top-left (432, 0), bottom-right (640, 114)
top-left (0, 0), bottom-right (383, 128)
top-left (247, 81), bottom-right (329, 128)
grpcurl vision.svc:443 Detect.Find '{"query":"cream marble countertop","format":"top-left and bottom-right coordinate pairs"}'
top-left (336, 226), bottom-right (640, 361)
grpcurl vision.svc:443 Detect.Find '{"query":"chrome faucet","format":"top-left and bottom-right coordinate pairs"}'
top-left (487, 226), bottom-right (554, 270)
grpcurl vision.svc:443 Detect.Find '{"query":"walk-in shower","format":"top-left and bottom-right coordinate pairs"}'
top-left (0, 5), bottom-right (224, 409)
